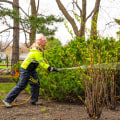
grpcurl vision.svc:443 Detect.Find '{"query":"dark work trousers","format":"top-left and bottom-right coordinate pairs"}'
top-left (4, 68), bottom-right (40, 104)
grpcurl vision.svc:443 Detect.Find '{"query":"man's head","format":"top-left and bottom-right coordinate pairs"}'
top-left (35, 35), bottom-right (47, 47)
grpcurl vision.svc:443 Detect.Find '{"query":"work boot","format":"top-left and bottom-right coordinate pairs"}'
top-left (3, 100), bottom-right (12, 108)
top-left (30, 101), bottom-right (43, 105)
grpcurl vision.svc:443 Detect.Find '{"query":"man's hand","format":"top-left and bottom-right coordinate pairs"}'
top-left (48, 66), bottom-right (59, 72)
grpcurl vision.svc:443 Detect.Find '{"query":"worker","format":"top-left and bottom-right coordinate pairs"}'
top-left (3, 35), bottom-right (58, 108)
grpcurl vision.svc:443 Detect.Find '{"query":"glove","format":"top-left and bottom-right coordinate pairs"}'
top-left (48, 66), bottom-right (58, 72)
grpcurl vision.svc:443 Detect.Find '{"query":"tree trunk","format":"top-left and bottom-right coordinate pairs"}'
top-left (56, 0), bottom-right (79, 36)
top-left (90, 0), bottom-right (101, 38)
top-left (79, 0), bottom-right (86, 38)
top-left (29, 0), bottom-right (37, 46)
top-left (11, 0), bottom-right (19, 73)
top-left (56, 0), bottom-right (101, 40)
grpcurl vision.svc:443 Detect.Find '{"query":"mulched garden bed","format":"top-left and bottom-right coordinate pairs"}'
top-left (0, 91), bottom-right (120, 120)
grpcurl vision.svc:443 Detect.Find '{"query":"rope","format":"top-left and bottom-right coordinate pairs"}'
top-left (0, 96), bottom-right (31, 107)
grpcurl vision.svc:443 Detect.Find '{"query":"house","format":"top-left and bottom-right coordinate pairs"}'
top-left (5, 43), bottom-right (29, 61)
top-left (19, 53), bottom-right (28, 61)
top-left (0, 52), bottom-right (6, 63)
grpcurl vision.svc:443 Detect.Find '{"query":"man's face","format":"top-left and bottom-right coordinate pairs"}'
top-left (40, 39), bottom-right (47, 46)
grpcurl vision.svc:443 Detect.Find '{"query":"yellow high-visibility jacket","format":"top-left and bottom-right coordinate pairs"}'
top-left (21, 48), bottom-right (49, 72)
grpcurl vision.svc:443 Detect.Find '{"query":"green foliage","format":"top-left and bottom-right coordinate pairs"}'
top-left (0, 63), bottom-right (11, 69)
top-left (37, 67), bottom-right (85, 101)
top-left (45, 36), bottom-right (62, 50)
top-left (22, 15), bottom-right (64, 36)
top-left (0, 7), bottom-right (64, 36)
top-left (37, 44), bottom-right (86, 101)
top-left (114, 18), bottom-right (120, 25)
top-left (11, 62), bottom-right (21, 83)
top-left (0, 83), bottom-right (16, 93)
top-left (0, 93), bottom-right (6, 102)
top-left (37, 36), bottom-right (119, 102)
top-left (0, 9), bottom-right (18, 17)
top-left (0, 9), bottom-right (19, 22)
top-left (12, 61), bottom-right (21, 71)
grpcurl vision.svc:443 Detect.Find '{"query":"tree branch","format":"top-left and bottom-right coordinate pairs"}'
top-left (1, 39), bottom-right (12, 51)
top-left (20, 20), bottom-right (30, 48)
top-left (19, 6), bottom-right (29, 17)
top-left (86, 9), bottom-right (94, 21)
top-left (56, 0), bottom-right (79, 36)
top-left (3, 16), bottom-right (12, 27)
top-left (36, 0), bottom-right (40, 14)
top-left (72, 0), bottom-right (82, 14)
top-left (0, 0), bottom-right (14, 5)
top-left (0, 27), bottom-right (13, 34)
top-left (0, 0), bottom-right (29, 17)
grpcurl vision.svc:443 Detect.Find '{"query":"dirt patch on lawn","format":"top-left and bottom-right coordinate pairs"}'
top-left (0, 91), bottom-right (120, 120)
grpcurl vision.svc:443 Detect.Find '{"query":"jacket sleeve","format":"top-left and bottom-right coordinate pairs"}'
top-left (34, 51), bottom-right (49, 70)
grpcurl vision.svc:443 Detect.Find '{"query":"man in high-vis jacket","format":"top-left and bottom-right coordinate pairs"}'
top-left (3, 35), bottom-right (58, 108)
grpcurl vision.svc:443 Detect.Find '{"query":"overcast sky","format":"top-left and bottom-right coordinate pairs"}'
top-left (21, 0), bottom-right (120, 45)
top-left (1, 0), bottom-right (120, 45)
top-left (20, 0), bottom-right (73, 45)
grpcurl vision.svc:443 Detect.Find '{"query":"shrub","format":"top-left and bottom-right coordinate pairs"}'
top-left (11, 62), bottom-right (21, 83)
top-left (37, 36), bottom-right (120, 109)
top-left (37, 42), bottom-right (86, 102)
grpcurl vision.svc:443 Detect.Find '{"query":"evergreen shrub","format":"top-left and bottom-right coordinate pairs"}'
top-left (37, 36), bottom-right (119, 102)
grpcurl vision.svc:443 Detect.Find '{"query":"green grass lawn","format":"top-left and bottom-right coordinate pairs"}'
top-left (0, 83), bottom-right (16, 102)
top-left (0, 75), bottom-right (11, 77)
top-left (0, 83), bottom-right (30, 102)
top-left (0, 83), bottom-right (31, 94)
top-left (0, 63), bottom-right (11, 69)
top-left (0, 83), bottom-right (16, 93)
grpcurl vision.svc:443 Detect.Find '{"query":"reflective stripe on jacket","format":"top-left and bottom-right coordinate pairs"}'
top-left (21, 48), bottom-right (49, 71)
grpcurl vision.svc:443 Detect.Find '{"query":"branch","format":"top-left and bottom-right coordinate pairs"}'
top-left (0, 0), bottom-right (14, 5)
top-left (3, 16), bottom-right (12, 27)
top-left (56, 0), bottom-right (79, 36)
top-left (19, 6), bottom-right (29, 17)
top-left (72, 0), bottom-right (82, 14)
top-left (36, 0), bottom-right (40, 14)
top-left (0, 27), bottom-right (13, 34)
top-left (20, 20), bottom-right (30, 48)
top-left (86, 9), bottom-right (94, 21)
top-left (0, 0), bottom-right (29, 17)
top-left (0, 5), bottom-right (6, 10)
top-left (19, 28), bottom-right (30, 34)
top-left (1, 39), bottom-right (12, 51)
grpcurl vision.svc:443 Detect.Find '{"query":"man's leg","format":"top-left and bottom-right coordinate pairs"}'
top-left (29, 70), bottom-right (40, 104)
top-left (4, 68), bottom-right (30, 104)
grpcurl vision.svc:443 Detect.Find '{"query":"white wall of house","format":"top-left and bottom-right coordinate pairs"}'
top-left (19, 53), bottom-right (28, 61)
top-left (0, 52), bottom-right (6, 63)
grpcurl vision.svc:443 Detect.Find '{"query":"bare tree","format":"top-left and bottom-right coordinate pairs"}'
top-left (56, 0), bottom-right (101, 39)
